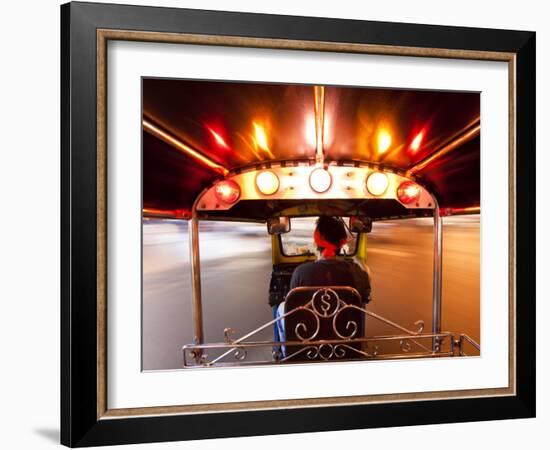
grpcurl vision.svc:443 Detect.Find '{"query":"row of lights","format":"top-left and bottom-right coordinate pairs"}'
top-left (215, 168), bottom-right (422, 206)
top-left (207, 122), bottom-right (426, 156)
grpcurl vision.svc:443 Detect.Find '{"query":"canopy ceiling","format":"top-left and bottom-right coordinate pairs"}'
top-left (143, 79), bottom-right (480, 217)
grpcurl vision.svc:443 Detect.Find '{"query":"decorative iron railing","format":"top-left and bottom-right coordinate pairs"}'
top-left (182, 287), bottom-right (479, 368)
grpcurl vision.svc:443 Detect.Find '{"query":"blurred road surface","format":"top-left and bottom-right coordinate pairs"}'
top-left (142, 216), bottom-right (479, 370)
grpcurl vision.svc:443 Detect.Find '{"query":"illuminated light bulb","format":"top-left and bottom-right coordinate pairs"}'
top-left (410, 130), bottom-right (424, 152)
top-left (214, 179), bottom-right (241, 204)
top-left (309, 168), bottom-right (332, 193)
top-left (377, 129), bottom-right (392, 154)
top-left (366, 171), bottom-right (389, 196)
top-left (256, 170), bottom-right (280, 195)
top-left (397, 181), bottom-right (421, 205)
top-left (253, 122), bottom-right (269, 151)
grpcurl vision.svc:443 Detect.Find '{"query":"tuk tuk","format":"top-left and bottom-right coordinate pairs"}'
top-left (142, 80), bottom-right (481, 368)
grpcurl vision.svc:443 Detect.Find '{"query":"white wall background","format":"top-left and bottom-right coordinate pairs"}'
top-left (0, 1), bottom-right (546, 449)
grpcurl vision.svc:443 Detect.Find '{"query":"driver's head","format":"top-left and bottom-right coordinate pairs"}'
top-left (314, 216), bottom-right (348, 257)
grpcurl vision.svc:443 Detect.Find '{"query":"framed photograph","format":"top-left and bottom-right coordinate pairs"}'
top-left (61, 1), bottom-right (535, 447)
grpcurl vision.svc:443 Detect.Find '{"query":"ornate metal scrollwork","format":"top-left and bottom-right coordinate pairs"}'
top-left (332, 304), bottom-right (359, 339)
top-left (400, 339), bottom-right (412, 352)
top-left (183, 287), bottom-right (454, 367)
top-left (311, 289), bottom-right (340, 317)
top-left (294, 306), bottom-right (321, 341)
top-left (234, 347), bottom-right (247, 361)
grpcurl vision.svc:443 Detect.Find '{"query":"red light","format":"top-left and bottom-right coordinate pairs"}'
top-left (410, 130), bottom-right (424, 152)
top-left (214, 179), bottom-right (240, 204)
top-left (207, 126), bottom-right (229, 149)
top-left (397, 181), bottom-right (421, 204)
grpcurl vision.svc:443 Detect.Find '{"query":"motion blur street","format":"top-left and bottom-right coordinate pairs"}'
top-left (142, 216), bottom-right (480, 370)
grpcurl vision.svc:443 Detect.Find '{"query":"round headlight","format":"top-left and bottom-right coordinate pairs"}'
top-left (397, 181), bottom-right (421, 205)
top-left (366, 171), bottom-right (389, 196)
top-left (309, 168), bottom-right (332, 193)
top-left (214, 179), bottom-right (241, 204)
top-left (255, 170), bottom-right (280, 195)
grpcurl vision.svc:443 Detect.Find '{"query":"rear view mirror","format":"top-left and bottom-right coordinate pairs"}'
top-left (267, 216), bottom-right (291, 235)
top-left (349, 216), bottom-right (373, 233)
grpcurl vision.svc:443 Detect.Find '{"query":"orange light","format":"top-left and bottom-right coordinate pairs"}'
top-left (366, 172), bottom-right (389, 196)
top-left (305, 115), bottom-right (316, 148)
top-left (214, 179), bottom-right (241, 204)
top-left (410, 130), bottom-right (424, 152)
top-left (255, 170), bottom-right (280, 195)
top-left (309, 168), bottom-right (332, 193)
top-left (377, 129), bottom-right (392, 154)
top-left (397, 181), bottom-right (421, 205)
top-left (208, 127), bottom-right (229, 149)
top-left (253, 122), bottom-right (269, 151)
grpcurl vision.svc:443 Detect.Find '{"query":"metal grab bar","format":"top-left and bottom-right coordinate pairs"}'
top-left (182, 332), bottom-right (455, 367)
top-left (458, 334), bottom-right (481, 356)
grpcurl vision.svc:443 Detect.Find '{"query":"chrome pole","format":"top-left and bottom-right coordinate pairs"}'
top-left (432, 203), bottom-right (443, 352)
top-left (189, 213), bottom-right (204, 350)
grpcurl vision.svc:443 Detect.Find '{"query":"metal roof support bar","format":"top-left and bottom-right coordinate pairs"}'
top-left (407, 120), bottom-right (480, 176)
top-left (432, 202), bottom-right (443, 352)
top-left (314, 85), bottom-right (325, 165)
top-left (143, 118), bottom-right (229, 176)
top-left (189, 212), bottom-right (204, 362)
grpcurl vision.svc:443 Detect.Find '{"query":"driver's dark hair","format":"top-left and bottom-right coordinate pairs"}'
top-left (315, 216), bottom-right (347, 248)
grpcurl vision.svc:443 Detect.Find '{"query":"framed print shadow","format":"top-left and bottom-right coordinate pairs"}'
top-left (60, 1), bottom-right (536, 447)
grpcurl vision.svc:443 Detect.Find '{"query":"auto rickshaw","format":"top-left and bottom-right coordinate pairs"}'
top-left (142, 80), bottom-right (481, 368)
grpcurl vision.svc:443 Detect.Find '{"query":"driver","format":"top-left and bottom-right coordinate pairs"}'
top-left (275, 216), bottom-right (372, 351)
top-left (289, 216), bottom-right (371, 300)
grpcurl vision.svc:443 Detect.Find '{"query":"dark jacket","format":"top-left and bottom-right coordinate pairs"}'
top-left (289, 258), bottom-right (371, 303)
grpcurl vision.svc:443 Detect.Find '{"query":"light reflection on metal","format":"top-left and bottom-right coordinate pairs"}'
top-left (407, 122), bottom-right (480, 175)
top-left (252, 122), bottom-right (275, 159)
top-left (377, 128), bottom-right (392, 154)
top-left (432, 202), bottom-right (443, 352)
top-left (189, 213), bottom-right (204, 359)
top-left (314, 85), bottom-right (325, 164)
top-left (142, 208), bottom-right (190, 219)
top-left (458, 333), bottom-right (481, 356)
top-left (143, 119), bottom-right (228, 175)
top-left (305, 114), bottom-right (317, 148)
top-left (196, 164), bottom-right (436, 211)
top-left (207, 126), bottom-right (229, 149)
top-left (443, 206), bottom-right (481, 216)
top-left (183, 334), bottom-right (456, 367)
top-left (235, 131), bottom-right (262, 161)
top-left (410, 130), bottom-right (425, 153)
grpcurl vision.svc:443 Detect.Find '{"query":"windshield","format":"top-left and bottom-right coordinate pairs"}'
top-left (280, 217), bottom-right (358, 257)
